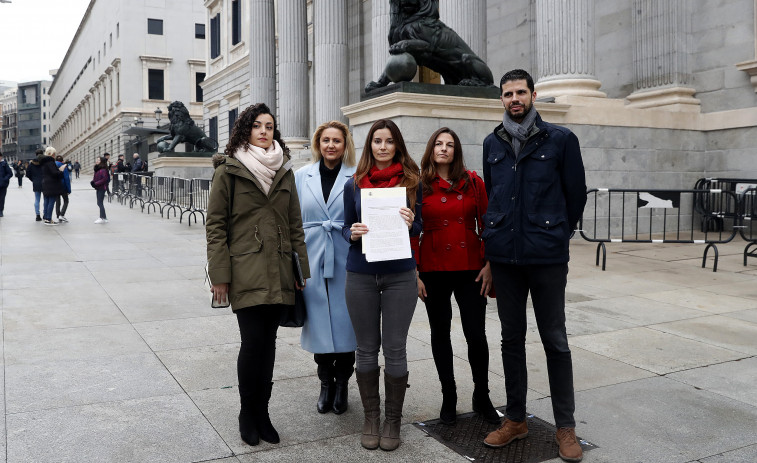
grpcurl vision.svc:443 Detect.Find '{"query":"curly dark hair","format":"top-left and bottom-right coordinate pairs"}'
top-left (224, 103), bottom-right (289, 157)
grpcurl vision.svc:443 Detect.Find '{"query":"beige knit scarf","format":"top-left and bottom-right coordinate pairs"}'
top-left (234, 140), bottom-right (283, 194)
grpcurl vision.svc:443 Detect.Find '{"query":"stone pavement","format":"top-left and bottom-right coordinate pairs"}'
top-left (1, 177), bottom-right (756, 463)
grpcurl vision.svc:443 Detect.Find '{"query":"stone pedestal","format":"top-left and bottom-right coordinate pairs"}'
top-left (150, 152), bottom-right (215, 179)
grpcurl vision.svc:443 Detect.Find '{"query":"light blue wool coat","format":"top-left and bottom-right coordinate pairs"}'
top-left (294, 161), bottom-right (357, 354)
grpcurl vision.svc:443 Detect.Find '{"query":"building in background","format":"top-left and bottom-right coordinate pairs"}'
top-left (2, 81), bottom-right (50, 162)
top-left (1, 86), bottom-right (18, 158)
top-left (203, 0), bottom-right (757, 186)
top-left (50, 0), bottom-right (206, 173)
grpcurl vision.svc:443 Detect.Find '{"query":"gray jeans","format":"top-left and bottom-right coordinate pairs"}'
top-left (345, 270), bottom-right (417, 377)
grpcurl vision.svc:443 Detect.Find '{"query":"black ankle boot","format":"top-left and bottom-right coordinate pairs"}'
top-left (332, 380), bottom-right (349, 414)
top-left (439, 386), bottom-right (457, 425)
top-left (317, 379), bottom-right (336, 413)
top-left (472, 387), bottom-right (501, 424)
top-left (238, 410), bottom-right (259, 446)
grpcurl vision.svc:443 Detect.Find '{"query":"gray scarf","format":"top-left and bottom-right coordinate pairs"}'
top-left (502, 106), bottom-right (537, 156)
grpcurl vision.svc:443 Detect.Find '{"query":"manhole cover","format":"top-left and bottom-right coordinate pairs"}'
top-left (415, 409), bottom-right (597, 463)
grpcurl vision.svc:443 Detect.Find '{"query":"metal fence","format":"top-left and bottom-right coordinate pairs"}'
top-left (580, 188), bottom-right (740, 272)
top-left (108, 173), bottom-right (211, 226)
top-left (741, 187), bottom-right (757, 266)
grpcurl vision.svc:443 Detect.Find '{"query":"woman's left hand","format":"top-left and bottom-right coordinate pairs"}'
top-left (475, 261), bottom-right (492, 296)
top-left (295, 279), bottom-right (306, 290)
top-left (400, 207), bottom-right (415, 230)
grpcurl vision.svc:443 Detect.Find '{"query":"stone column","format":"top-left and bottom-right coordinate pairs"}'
top-left (534, 0), bottom-right (606, 98)
top-left (439, 0), bottom-right (486, 60)
top-left (249, 0), bottom-right (277, 109)
top-left (313, 0), bottom-right (349, 123)
top-left (277, 0), bottom-right (309, 147)
top-left (372, 0), bottom-right (391, 82)
top-left (627, 0), bottom-right (699, 110)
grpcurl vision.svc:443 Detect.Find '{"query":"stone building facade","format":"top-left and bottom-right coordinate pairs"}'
top-left (50, 0), bottom-right (207, 173)
top-left (203, 0), bottom-right (757, 190)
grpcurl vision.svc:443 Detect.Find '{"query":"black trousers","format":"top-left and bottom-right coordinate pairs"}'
top-left (56, 193), bottom-right (69, 218)
top-left (236, 305), bottom-right (283, 406)
top-left (419, 270), bottom-right (490, 389)
top-left (490, 262), bottom-right (575, 428)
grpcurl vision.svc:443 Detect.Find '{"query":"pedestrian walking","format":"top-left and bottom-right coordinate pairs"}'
top-left (92, 157), bottom-right (109, 223)
top-left (414, 127), bottom-right (499, 426)
top-left (26, 149), bottom-right (44, 221)
top-left (481, 69), bottom-right (587, 463)
top-left (206, 102), bottom-right (309, 447)
top-left (14, 160), bottom-right (25, 187)
top-left (294, 121), bottom-right (357, 415)
top-left (0, 152), bottom-right (13, 217)
top-left (342, 118), bottom-right (422, 452)
top-left (73, 161), bottom-right (81, 179)
top-left (40, 147), bottom-right (66, 225)
top-left (55, 155), bottom-right (72, 222)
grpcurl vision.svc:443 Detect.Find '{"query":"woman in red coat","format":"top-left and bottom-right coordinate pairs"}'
top-left (414, 127), bottom-right (499, 426)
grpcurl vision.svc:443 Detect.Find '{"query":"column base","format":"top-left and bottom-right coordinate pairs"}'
top-left (534, 78), bottom-right (606, 99)
top-left (283, 137), bottom-right (313, 170)
top-left (626, 86), bottom-right (700, 112)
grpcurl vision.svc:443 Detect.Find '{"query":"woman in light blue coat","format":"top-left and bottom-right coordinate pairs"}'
top-left (295, 120), bottom-right (358, 415)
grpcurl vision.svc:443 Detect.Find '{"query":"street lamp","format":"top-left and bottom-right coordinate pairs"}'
top-left (154, 107), bottom-right (163, 127)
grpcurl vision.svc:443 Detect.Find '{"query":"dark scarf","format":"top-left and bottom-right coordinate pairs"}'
top-left (358, 162), bottom-right (404, 189)
top-left (502, 105), bottom-right (538, 156)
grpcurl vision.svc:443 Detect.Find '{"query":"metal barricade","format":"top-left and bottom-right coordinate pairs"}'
top-left (180, 178), bottom-right (210, 226)
top-left (740, 187), bottom-right (757, 266)
top-left (128, 173), bottom-right (149, 210)
top-left (111, 173), bottom-right (129, 204)
top-left (580, 188), bottom-right (740, 272)
top-left (694, 177), bottom-right (757, 231)
top-left (170, 178), bottom-right (192, 221)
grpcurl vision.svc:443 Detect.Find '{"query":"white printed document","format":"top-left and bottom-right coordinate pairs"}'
top-left (361, 187), bottom-right (411, 262)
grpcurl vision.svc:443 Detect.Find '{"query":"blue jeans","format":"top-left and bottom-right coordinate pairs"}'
top-left (345, 269), bottom-right (417, 377)
top-left (96, 189), bottom-right (107, 219)
top-left (43, 194), bottom-right (57, 221)
top-left (34, 191), bottom-right (41, 215)
top-left (490, 262), bottom-right (576, 428)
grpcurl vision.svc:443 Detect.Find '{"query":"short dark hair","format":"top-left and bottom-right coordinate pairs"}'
top-left (36, 148), bottom-right (45, 156)
top-left (500, 69), bottom-right (535, 93)
top-left (104, 152), bottom-right (111, 157)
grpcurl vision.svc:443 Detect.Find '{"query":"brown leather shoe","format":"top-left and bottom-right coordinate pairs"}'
top-left (483, 419), bottom-right (528, 448)
top-left (556, 427), bottom-right (583, 462)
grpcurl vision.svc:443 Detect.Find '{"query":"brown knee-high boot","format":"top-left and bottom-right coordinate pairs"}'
top-left (380, 371), bottom-right (409, 451)
top-left (355, 368), bottom-right (381, 450)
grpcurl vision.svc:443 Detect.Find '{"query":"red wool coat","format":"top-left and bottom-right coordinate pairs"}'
top-left (413, 172), bottom-right (488, 272)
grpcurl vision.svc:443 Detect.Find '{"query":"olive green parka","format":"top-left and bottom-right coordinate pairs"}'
top-left (206, 153), bottom-right (310, 310)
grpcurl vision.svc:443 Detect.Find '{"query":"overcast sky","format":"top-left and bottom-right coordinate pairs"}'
top-left (0, 0), bottom-right (92, 83)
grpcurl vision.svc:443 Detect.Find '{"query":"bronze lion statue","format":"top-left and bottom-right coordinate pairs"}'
top-left (365, 0), bottom-right (494, 92)
top-left (156, 101), bottom-right (219, 153)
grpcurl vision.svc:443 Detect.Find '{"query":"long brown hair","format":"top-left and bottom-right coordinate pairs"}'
top-left (224, 103), bottom-right (289, 157)
top-left (420, 127), bottom-right (470, 195)
top-left (355, 119), bottom-right (420, 211)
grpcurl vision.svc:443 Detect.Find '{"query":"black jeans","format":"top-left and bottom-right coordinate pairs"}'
top-left (0, 187), bottom-right (6, 213)
top-left (490, 262), bottom-right (575, 428)
top-left (56, 193), bottom-right (69, 218)
top-left (236, 305), bottom-right (283, 404)
top-left (419, 270), bottom-right (490, 389)
top-left (96, 189), bottom-right (107, 219)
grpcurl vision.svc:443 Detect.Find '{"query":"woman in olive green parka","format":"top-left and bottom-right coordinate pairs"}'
top-left (206, 103), bottom-right (309, 448)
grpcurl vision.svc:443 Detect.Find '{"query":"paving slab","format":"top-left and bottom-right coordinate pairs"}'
top-left (569, 327), bottom-right (746, 374)
top-left (725, 308), bottom-right (757, 324)
top-left (525, 376), bottom-right (757, 463)
top-left (103, 279), bottom-right (217, 323)
top-left (5, 352), bottom-right (183, 413)
top-left (638, 288), bottom-right (757, 313)
top-left (698, 444), bottom-right (757, 463)
top-left (650, 315), bottom-right (757, 355)
top-left (6, 394), bottom-right (232, 463)
top-left (133, 313), bottom-right (239, 351)
top-left (569, 295), bottom-right (708, 326)
top-left (667, 357), bottom-right (757, 408)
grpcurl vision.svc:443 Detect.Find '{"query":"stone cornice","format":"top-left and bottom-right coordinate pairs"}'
top-left (202, 55), bottom-right (249, 88)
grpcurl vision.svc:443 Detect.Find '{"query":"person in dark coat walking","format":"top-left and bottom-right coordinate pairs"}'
top-left (0, 152), bottom-right (14, 217)
top-left (73, 161), bottom-right (81, 179)
top-left (40, 147), bottom-right (67, 225)
top-left (25, 149), bottom-right (45, 221)
top-left (13, 160), bottom-right (25, 187)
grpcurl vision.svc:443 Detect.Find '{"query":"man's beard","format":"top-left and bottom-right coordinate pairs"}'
top-left (506, 100), bottom-right (533, 123)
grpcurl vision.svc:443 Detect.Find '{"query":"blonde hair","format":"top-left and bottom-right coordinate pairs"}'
top-left (310, 120), bottom-right (356, 167)
top-left (44, 146), bottom-right (57, 157)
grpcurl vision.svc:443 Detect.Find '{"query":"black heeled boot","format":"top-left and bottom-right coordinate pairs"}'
top-left (332, 361), bottom-right (354, 415)
top-left (472, 387), bottom-right (501, 424)
top-left (317, 363), bottom-right (336, 413)
top-left (439, 383), bottom-right (457, 425)
top-left (254, 382), bottom-right (280, 444)
top-left (238, 385), bottom-right (260, 446)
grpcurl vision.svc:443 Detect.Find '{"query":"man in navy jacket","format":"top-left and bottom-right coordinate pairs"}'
top-left (0, 152), bottom-right (14, 217)
top-left (481, 69), bottom-right (587, 463)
